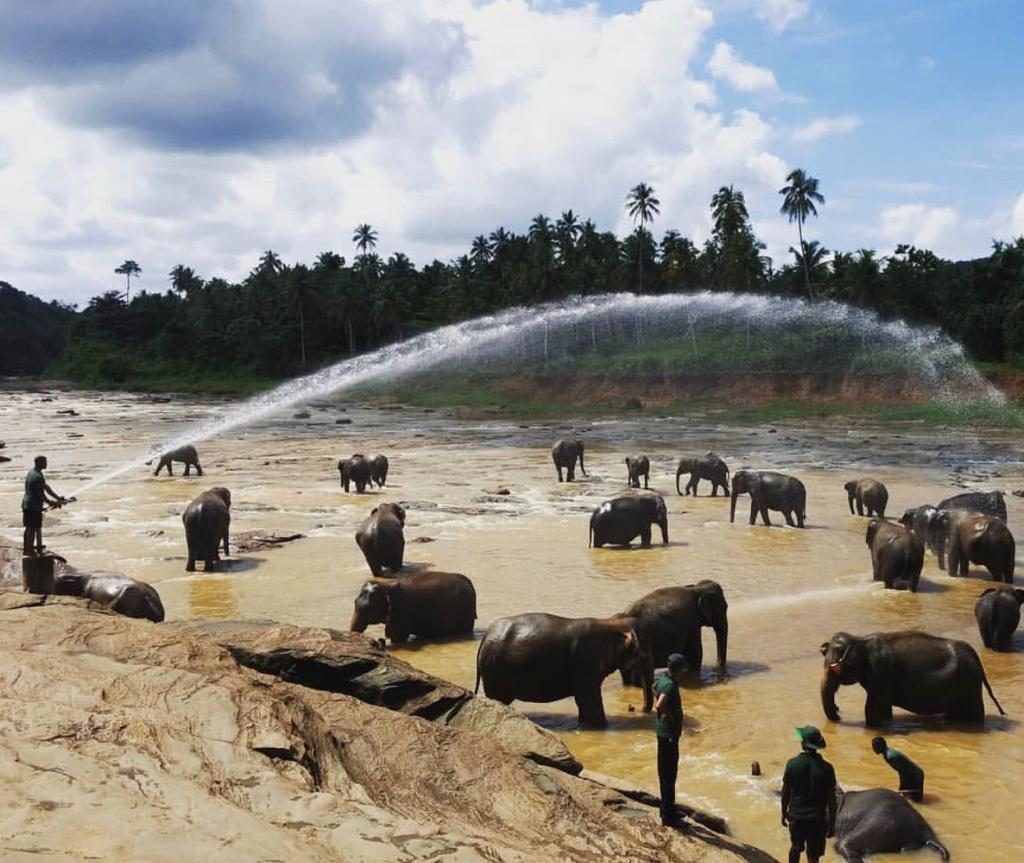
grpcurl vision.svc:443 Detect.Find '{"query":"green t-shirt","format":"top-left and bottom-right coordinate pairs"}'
top-left (654, 672), bottom-right (682, 739)
top-left (884, 747), bottom-right (924, 791)
top-left (783, 751), bottom-right (837, 821)
top-left (22, 468), bottom-right (45, 512)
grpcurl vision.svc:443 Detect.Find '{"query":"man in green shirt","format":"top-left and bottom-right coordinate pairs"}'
top-left (781, 725), bottom-right (837, 863)
top-left (22, 456), bottom-right (66, 556)
top-left (654, 653), bottom-right (688, 828)
top-left (872, 736), bottom-right (924, 802)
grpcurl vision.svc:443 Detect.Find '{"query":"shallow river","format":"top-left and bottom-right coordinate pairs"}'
top-left (2, 389), bottom-right (1023, 861)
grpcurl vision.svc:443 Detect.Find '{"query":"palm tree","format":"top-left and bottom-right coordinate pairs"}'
top-left (528, 215), bottom-right (555, 299)
top-left (554, 209), bottom-right (582, 261)
top-left (168, 264), bottom-right (201, 297)
top-left (352, 224), bottom-right (378, 256)
top-left (470, 234), bottom-right (492, 270)
top-left (488, 226), bottom-right (512, 298)
top-left (114, 260), bottom-right (141, 301)
top-left (255, 250), bottom-right (283, 276)
top-left (711, 185), bottom-right (749, 241)
top-left (779, 168), bottom-right (825, 299)
top-left (789, 240), bottom-right (830, 294)
top-left (625, 183), bottom-right (660, 292)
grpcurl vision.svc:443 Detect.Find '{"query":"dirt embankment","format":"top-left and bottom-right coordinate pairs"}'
top-left (0, 553), bottom-right (775, 861)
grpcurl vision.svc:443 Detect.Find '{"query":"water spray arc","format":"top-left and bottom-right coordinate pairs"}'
top-left (71, 291), bottom-right (1002, 497)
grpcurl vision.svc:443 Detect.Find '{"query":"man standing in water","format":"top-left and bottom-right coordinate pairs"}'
top-left (22, 456), bottom-right (67, 556)
top-left (781, 725), bottom-right (837, 863)
top-left (654, 653), bottom-right (688, 829)
top-left (871, 736), bottom-right (924, 802)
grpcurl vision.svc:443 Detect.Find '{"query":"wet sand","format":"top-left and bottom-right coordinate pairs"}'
top-left (2, 389), bottom-right (1023, 861)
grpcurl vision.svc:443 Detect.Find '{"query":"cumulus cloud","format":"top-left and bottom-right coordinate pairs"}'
top-left (706, 42), bottom-right (778, 92)
top-left (755, 0), bottom-right (810, 32)
top-left (878, 203), bottom-right (959, 249)
top-left (791, 114), bottom-right (861, 143)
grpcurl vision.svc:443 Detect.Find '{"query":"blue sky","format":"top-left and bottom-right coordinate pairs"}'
top-left (0, 0), bottom-right (1021, 305)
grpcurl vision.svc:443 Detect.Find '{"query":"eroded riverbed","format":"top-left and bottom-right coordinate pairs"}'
top-left (2, 389), bottom-right (1023, 861)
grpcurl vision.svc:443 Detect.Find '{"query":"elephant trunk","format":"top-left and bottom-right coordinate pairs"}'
top-left (676, 467), bottom-right (684, 496)
top-left (820, 667), bottom-right (841, 721)
top-left (730, 488), bottom-right (739, 523)
top-left (847, 493), bottom-right (855, 515)
top-left (349, 613), bottom-right (368, 633)
top-left (714, 621), bottom-right (728, 669)
top-left (640, 654), bottom-right (654, 713)
top-left (658, 513), bottom-right (669, 545)
top-left (578, 450), bottom-right (587, 477)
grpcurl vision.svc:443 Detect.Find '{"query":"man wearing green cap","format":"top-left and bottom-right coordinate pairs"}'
top-left (654, 653), bottom-right (688, 828)
top-left (781, 725), bottom-right (837, 863)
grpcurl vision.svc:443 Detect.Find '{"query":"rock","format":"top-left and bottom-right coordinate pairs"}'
top-left (0, 567), bottom-right (773, 862)
top-left (0, 455), bottom-right (10, 463)
top-left (293, 411), bottom-right (311, 419)
top-left (0, 440), bottom-right (5, 448)
top-left (56, 408), bottom-right (78, 416)
top-left (410, 536), bottom-right (435, 543)
top-left (149, 396), bottom-right (172, 403)
top-left (335, 418), bottom-right (352, 424)
top-left (1013, 490), bottom-right (1024, 498)
top-left (232, 531), bottom-right (305, 553)
top-left (483, 486), bottom-right (511, 496)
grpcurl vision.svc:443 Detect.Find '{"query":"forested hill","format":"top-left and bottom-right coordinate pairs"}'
top-left (0, 283), bottom-right (74, 376)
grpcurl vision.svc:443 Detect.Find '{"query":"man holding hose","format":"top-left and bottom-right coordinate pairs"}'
top-left (22, 455), bottom-right (68, 556)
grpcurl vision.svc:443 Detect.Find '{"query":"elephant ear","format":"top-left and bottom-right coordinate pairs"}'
top-left (819, 641), bottom-right (830, 657)
top-left (696, 594), bottom-right (713, 627)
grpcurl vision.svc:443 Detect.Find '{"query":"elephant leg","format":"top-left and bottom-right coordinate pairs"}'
top-left (835, 835), bottom-right (866, 863)
top-left (948, 689), bottom-right (985, 722)
top-left (748, 500), bottom-right (757, 526)
top-left (856, 500), bottom-right (864, 516)
top-left (186, 557), bottom-right (196, 572)
top-left (574, 685), bottom-right (608, 728)
top-left (685, 630), bottom-right (703, 672)
top-left (784, 509), bottom-right (796, 527)
top-left (864, 690), bottom-right (893, 727)
top-left (759, 506), bottom-right (772, 526)
top-left (640, 525), bottom-right (652, 547)
top-left (556, 466), bottom-right (564, 482)
top-left (222, 531), bottom-right (230, 558)
top-left (196, 463), bottom-right (203, 477)
top-left (168, 463), bottom-right (174, 476)
top-left (796, 509), bottom-right (805, 529)
top-left (184, 463), bottom-right (191, 477)
top-left (644, 474), bottom-right (649, 490)
top-left (385, 623), bottom-right (409, 644)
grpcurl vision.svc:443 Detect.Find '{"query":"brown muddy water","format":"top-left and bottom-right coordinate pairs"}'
top-left (2, 389), bottom-right (1023, 861)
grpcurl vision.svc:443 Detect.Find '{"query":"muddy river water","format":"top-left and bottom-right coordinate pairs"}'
top-left (2, 389), bottom-right (1023, 861)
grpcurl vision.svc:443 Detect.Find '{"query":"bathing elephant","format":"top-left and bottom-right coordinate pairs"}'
top-left (618, 580), bottom-right (728, 686)
top-left (935, 509), bottom-right (1015, 583)
top-left (820, 630), bottom-right (1005, 726)
top-left (866, 519), bottom-right (924, 592)
top-left (54, 570), bottom-right (165, 623)
top-left (368, 453), bottom-right (389, 488)
top-left (551, 438), bottom-right (586, 482)
top-left (150, 444), bottom-right (203, 477)
top-left (938, 489), bottom-right (1007, 521)
top-left (350, 570), bottom-right (476, 643)
top-left (899, 505), bottom-right (943, 556)
top-left (975, 587), bottom-right (1024, 651)
top-left (182, 487), bottom-right (231, 572)
top-left (625, 455), bottom-right (650, 489)
top-left (676, 453), bottom-right (730, 497)
top-left (730, 469), bottom-right (806, 528)
top-left (475, 612), bottom-right (653, 727)
top-left (845, 478), bottom-right (888, 518)
top-left (589, 494), bottom-right (668, 548)
top-left (355, 502), bottom-right (405, 578)
top-left (339, 454), bottom-right (372, 493)
top-left (834, 789), bottom-right (949, 863)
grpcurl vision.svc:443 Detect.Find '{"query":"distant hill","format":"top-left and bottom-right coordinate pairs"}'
top-left (0, 282), bottom-right (74, 375)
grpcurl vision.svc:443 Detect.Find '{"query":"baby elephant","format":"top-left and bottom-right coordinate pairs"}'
top-left (625, 455), bottom-right (650, 489)
top-left (350, 570), bottom-right (476, 643)
top-left (355, 502), bottom-right (406, 578)
top-left (55, 570), bottom-right (165, 623)
top-left (339, 454), bottom-right (372, 493)
top-left (589, 495), bottom-right (668, 548)
top-left (834, 788), bottom-right (948, 862)
top-left (975, 587), bottom-right (1024, 650)
top-left (936, 509), bottom-right (1015, 583)
top-left (866, 519), bottom-right (924, 592)
top-left (845, 478), bottom-right (888, 518)
top-left (368, 453), bottom-right (389, 488)
top-left (150, 444), bottom-right (203, 477)
top-left (182, 487), bottom-right (232, 572)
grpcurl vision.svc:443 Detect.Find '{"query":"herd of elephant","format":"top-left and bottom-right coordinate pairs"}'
top-left (158, 437), bottom-right (1021, 860)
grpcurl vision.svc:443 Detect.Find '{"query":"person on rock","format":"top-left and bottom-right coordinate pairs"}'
top-left (22, 455), bottom-right (67, 556)
top-left (871, 736), bottom-right (925, 802)
top-left (781, 725), bottom-right (837, 863)
top-left (654, 652), bottom-right (689, 829)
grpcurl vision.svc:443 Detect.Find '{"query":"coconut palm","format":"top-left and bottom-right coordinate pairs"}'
top-left (168, 264), bottom-right (202, 297)
top-left (779, 169), bottom-right (825, 298)
top-left (114, 260), bottom-right (141, 301)
top-left (352, 224), bottom-right (378, 256)
top-left (625, 183), bottom-right (660, 292)
top-left (789, 240), bottom-right (830, 293)
top-left (711, 185), bottom-right (749, 242)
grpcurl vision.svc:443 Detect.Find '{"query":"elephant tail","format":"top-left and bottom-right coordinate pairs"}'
top-left (982, 665), bottom-right (1007, 715)
top-left (925, 839), bottom-right (950, 861)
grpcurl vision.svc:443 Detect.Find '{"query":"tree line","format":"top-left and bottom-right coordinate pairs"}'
top-left (41, 171), bottom-right (1024, 385)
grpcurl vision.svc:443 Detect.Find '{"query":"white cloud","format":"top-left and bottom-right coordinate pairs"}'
top-left (878, 203), bottom-right (959, 249)
top-left (755, 0), bottom-right (810, 32)
top-left (791, 114), bottom-right (861, 143)
top-left (1013, 193), bottom-right (1024, 237)
top-left (706, 42), bottom-right (778, 93)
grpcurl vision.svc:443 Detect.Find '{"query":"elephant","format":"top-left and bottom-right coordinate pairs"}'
top-left (834, 789), bottom-right (949, 862)
top-left (589, 495), bottom-right (668, 548)
top-left (845, 478), bottom-right (888, 518)
top-left (618, 580), bottom-right (728, 687)
top-left (975, 587), bottom-right (1024, 650)
top-left (475, 612), bottom-right (653, 727)
top-left (624, 455), bottom-right (650, 489)
top-left (182, 487), bottom-right (231, 572)
top-left (820, 630), bottom-right (1005, 726)
top-left (730, 469), bottom-right (806, 528)
top-left (551, 438), bottom-right (587, 482)
top-left (350, 570), bottom-right (476, 643)
top-left (676, 453), bottom-right (730, 497)
top-left (899, 505), bottom-right (943, 556)
top-left (339, 454), bottom-right (372, 493)
top-left (149, 444), bottom-right (202, 477)
top-left (934, 509), bottom-right (1015, 583)
top-left (54, 570), bottom-right (165, 623)
top-left (865, 520), bottom-right (924, 592)
top-left (937, 489), bottom-right (1006, 521)
top-left (368, 453), bottom-right (389, 488)
top-left (355, 502), bottom-right (405, 578)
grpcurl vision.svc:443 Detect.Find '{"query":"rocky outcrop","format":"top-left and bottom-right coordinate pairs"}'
top-left (0, 592), bottom-right (776, 862)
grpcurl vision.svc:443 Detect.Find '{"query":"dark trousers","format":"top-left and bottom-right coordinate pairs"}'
top-left (657, 735), bottom-right (680, 822)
